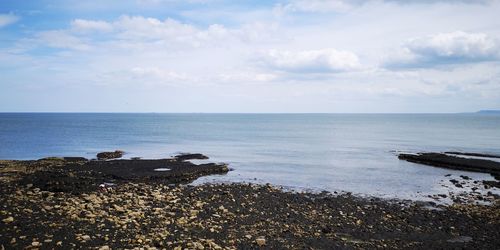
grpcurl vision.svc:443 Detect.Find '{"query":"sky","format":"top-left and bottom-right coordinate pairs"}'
top-left (1, 0), bottom-right (500, 113)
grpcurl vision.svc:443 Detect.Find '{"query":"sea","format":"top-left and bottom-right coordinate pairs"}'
top-left (1, 113), bottom-right (499, 200)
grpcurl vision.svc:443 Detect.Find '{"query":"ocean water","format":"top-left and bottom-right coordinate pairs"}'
top-left (1, 113), bottom-right (499, 200)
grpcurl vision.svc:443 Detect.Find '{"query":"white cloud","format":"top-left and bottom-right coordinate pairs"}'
top-left (0, 13), bottom-right (20, 28)
top-left (114, 16), bottom-right (197, 40)
top-left (276, 0), bottom-right (491, 14)
top-left (278, 0), bottom-right (354, 13)
top-left (259, 48), bottom-right (361, 73)
top-left (130, 67), bottom-right (191, 82)
top-left (110, 15), bottom-right (279, 46)
top-left (36, 31), bottom-right (91, 51)
top-left (408, 31), bottom-right (499, 60)
top-left (385, 0), bottom-right (492, 4)
top-left (216, 72), bottom-right (278, 83)
top-left (136, 0), bottom-right (212, 4)
top-left (385, 31), bottom-right (500, 68)
top-left (71, 19), bottom-right (113, 32)
top-left (63, 16), bottom-right (268, 50)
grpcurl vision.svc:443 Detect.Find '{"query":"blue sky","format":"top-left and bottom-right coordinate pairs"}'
top-left (1, 0), bottom-right (500, 112)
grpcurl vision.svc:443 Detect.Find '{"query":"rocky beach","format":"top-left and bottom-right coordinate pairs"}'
top-left (1, 153), bottom-right (500, 249)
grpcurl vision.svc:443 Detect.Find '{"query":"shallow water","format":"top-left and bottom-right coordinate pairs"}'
top-left (1, 113), bottom-right (499, 200)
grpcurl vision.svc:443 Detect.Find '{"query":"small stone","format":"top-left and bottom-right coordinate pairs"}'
top-left (193, 242), bottom-right (205, 250)
top-left (255, 237), bottom-right (266, 246)
top-left (195, 201), bottom-right (204, 208)
top-left (447, 236), bottom-right (473, 243)
top-left (113, 205), bottom-right (125, 213)
top-left (2, 217), bottom-right (14, 223)
top-left (209, 242), bottom-right (222, 250)
top-left (99, 246), bottom-right (110, 250)
top-left (31, 241), bottom-right (40, 247)
top-left (10, 238), bottom-right (16, 244)
top-left (56, 241), bottom-right (63, 246)
top-left (81, 235), bottom-right (91, 241)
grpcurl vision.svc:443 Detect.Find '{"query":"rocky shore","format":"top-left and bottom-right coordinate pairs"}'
top-left (1, 154), bottom-right (500, 249)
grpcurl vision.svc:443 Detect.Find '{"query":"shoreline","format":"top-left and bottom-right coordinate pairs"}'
top-left (1, 154), bottom-right (500, 249)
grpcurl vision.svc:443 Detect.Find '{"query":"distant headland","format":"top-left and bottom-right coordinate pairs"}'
top-left (477, 110), bottom-right (500, 114)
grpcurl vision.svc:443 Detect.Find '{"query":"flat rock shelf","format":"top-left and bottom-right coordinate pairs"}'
top-left (398, 152), bottom-right (500, 179)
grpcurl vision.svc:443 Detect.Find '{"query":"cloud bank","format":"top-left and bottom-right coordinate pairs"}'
top-left (386, 31), bottom-right (500, 68)
top-left (277, 0), bottom-right (492, 13)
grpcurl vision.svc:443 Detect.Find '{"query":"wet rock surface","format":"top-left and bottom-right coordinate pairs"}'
top-left (1, 155), bottom-right (499, 249)
top-left (174, 153), bottom-right (210, 161)
top-left (444, 151), bottom-right (500, 159)
top-left (2, 155), bottom-right (229, 195)
top-left (399, 152), bottom-right (500, 178)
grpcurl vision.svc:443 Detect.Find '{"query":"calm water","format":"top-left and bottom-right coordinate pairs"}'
top-left (1, 113), bottom-right (499, 200)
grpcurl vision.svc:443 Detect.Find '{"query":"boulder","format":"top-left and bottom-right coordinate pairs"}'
top-left (97, 150), bottom-right (124, 160)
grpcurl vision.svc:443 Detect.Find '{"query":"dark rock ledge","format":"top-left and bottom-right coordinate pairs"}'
top-left (445, 151), bottom-right (500, 159)
top-left (2, 153), bottom-right (229, 194)
top-left (399, 152), bottom-right (500, 179)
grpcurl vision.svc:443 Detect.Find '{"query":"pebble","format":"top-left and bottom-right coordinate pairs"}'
top-left (2, 216), bottom-right (14, 223)
top-left (256, 237), bottom-right (266, 246)
top-left (31, 241), bottom-right (40, 247)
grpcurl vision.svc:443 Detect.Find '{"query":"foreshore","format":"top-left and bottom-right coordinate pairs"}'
top-left (1, 155), bottom-right (499, 249)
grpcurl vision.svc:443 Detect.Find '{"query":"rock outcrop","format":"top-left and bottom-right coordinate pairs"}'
top-left (96, 150), bottom-right (124, 160)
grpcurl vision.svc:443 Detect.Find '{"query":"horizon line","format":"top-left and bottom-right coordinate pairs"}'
top-left (0, 111), bottom-right (497, 114)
